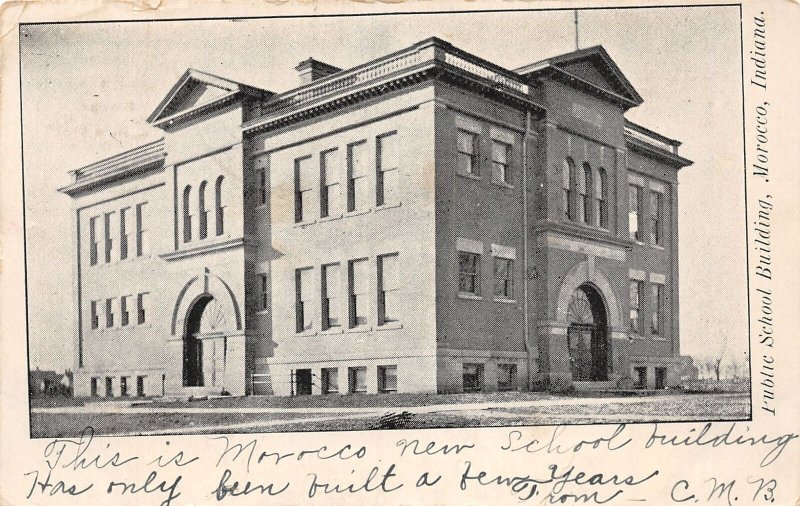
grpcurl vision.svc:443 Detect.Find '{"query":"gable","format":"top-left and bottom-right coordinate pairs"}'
top-left (557, 59), bottom-right (630, 98)
top-left (159, 81), bottom-right (233, 119)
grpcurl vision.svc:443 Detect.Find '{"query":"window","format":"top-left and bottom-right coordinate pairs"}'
top-left (120, 376), bottom-right (128, 397)
top-left (198, 181), bottom-right (208, 240)
top-left (458, 252), bottom-right (481, 295)
top-left (377, 132), bottom-right (399, 206)
top-left (563, 158), bottom-right (575, 220)
top-left (348, 367), bottom-right (367, 393)
top-left (89, 216), bottom-right (99, 266)
top-left (105, 377), bottom-right (113, 397)
top-left (137, 292), bottom-right (148, 324)
top-left (135, 203), bottom-right (147, 256)
top-left (136, 376), bottom-right (145, 397)
top-left (120, 207), bottom-right (130, 260)
top-left (260, 274), bottom-right (269, 311)
top-left (378, 254), bottom-right (399, 325)
top-left (463, 363), bottom-right (484, 392)
top-left (322, 263), bottom-right (340, 329)
top-left (378, 365), bottom-right (398, 393)
top-left (294, 156), bottom-right (314, 223)
top-left (90, 300), bottom-right (99, 330)
top-left (629, 185), bottom-right (642, 241)
top-left (320, 149), bottom-right (340, 218)
top-left (498, 363), bottom-right (517, 391)
top-left (457, 130), bottom-right (478, 175)
top-left (491, 140), bottom-right (511, 184)
top-left (105, 298), bottom-right (114, 328)
top-left (596, 168), bottom-right (609, 229)
top-left (650, 191), bottom-right (663, 245)
top-left (493, 257), bottom-right (513, 299)
top-left (215, 176), bottom-right (225, 236)
top-left (580, 163), bottom-right (592, 224)
top-left (347, 141), bottom-right (369, 212)
top-left (634, 367), bottom-right (647, 389)
top-left (90, 378), bottom-right (98, 397)
top-left (259, 168), bottom-right (267, 205)
top-left (629, 280), bottom-right (642, 333)
top-left (651, 283), bottom-right (663, 335)
top-left (104, 211), bottom-right (115, 262)
top-left (348, 259), bottom-right (369, 327)
top-left (295, 267), bottom-right (314, 332)
top-left (183, 185), bottom-right (192, 243)
top-left (322, 368), bottom-right (339, 394)
top-left (121, 295), bottom-right (130, 327)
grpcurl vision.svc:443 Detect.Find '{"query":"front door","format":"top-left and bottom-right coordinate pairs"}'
top-left (568, 325), bottom-right (593, 381)
top-left (566, 285), bottom-right (610, 381)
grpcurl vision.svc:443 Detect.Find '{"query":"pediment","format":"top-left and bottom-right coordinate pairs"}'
top-left (147, 69), bottom-right (262, 124)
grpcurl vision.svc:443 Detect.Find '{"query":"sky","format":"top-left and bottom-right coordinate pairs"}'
top-left (19, 6), bottom-right (746, 372)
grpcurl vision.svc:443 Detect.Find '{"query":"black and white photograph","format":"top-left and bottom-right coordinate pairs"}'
top-left (21, 6), bottom-right (751, 439)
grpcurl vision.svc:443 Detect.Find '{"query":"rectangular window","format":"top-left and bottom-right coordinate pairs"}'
top-left (491, 140), bottom-right (511, 184)
top-left (136, 376), bottom-right (145, 397)
top-left (498, 363), bottom-right (517, 391)
top-left (463, 363), bottom-right (484, 392)
top-left (493, 257), bottom-right (513, 299)
top-left (90, 300), bottom-right (99, 330)
top-left (650, 191), bottom-right (663, 245)
top-left (348, 259), bottom-right (369, 328)
top-left (347, 141), bottom-right (369, 212)
top-left (629, 185), bottom-right (642, 241)
top-left (135, 203), bottom-right (147, 256)
top-left (260, 274), bottom-right (269, 311)
top-left (105, 298), bottom-right (114, 328)
top-left (295, 267), bottom-right (314, 332)
top-left (89, 216), bottom-right (99, 266)
top-left (137, 292), bottom-right (148, 324)
top-left (120, 207), bottom-right (130, 260)
top-left (120, 295), bottom-right (130, 327)
top-left (294, 156), bottom-right (314, 223)
top-left (378, 254), bottom-right (399, 325)
top-left (322, 263), bottom-right (340, 329)
top-left (629, 280), bottom-right (642, 333)
top-left (651, 283), bottom-right (663, 335)
top-left (377, 132), bottom-right (399, 206)
top-left (259, 168), bottom-right (267, 205)
top-left (378, 365), bottom-right (398, 393)
top-left (634, 367), bottom-right (647, 389)
top-left (457, 130), bottom-right (478, 175)
top-left (90, 378), bottom-right (98, 397)
top-left (458, 252), bottom-right (481, 295)
top-left (105, 377), bottom-right (113, 397)
top-left (104, 211), bottom-right (115, 263)
top-left (320, 148), bottom-right (340, 218)
top-left (120, 376), bottom-right (128, 397)
top-left (322, 368), bottom-right (339, 394)
top-left (348, 366), bottom-right (367, 393)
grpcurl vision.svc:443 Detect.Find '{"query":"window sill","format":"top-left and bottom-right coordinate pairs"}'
top-left (493, 298), bottom-right (518, 305)
top-left (293, 220), bottom-right (318, 228)
top-left (320, 327), bottom-right (344, 335)
top-left (375, 202), bottom-right (401, 212)
top-left (376, 322), bottom-right (403, 331)
top-left (255, 309), bottom-right (270, 315)
top-left (319, 214), bottom-right (343, 223)
top-left (492, 180), bottom-right (514, 189)
top-left (345, 208), bottom-right (371, 218)
top-left (629, 333), bottom-right (645, 340)
top-left (457, 171), bottom-right (482, 181)
top-left (347, 326), bottom-right (372, 333)
top-left (296, 329), bottom-right (318, 337)
top-left (458, 293), bottom-right (483, 301)
top-left (651, 244), bottom-right (665, 251)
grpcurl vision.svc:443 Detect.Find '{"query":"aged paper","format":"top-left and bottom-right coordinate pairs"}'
top-left (1, 1), bottom-right (798, 504)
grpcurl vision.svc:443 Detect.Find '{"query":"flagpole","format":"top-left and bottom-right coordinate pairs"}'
top-left (574, 10), bottom-right (579, 50)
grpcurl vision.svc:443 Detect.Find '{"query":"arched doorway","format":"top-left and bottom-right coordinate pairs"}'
top-left (566, 284), bottom-right (609, 381)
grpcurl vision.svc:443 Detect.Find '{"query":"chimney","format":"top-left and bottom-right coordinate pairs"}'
top-left (295, 58), bottom-right (341, 86)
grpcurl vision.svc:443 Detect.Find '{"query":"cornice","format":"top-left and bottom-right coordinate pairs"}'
top-left (626, 137), bottom-right (693, 168)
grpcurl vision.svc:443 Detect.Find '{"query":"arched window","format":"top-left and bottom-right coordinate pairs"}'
top-left (597, 168), bottom-right (609, 228)
top-left (215, 176), bottom-right (225, 236)
top-left (581, 162), bottom-right (592, 224)
top-left (562, 158), bottom-right (575, 220)
top-left (198, 181), bottom-right (208, 240)
top-left (182, 185), bottom-right (192, 243)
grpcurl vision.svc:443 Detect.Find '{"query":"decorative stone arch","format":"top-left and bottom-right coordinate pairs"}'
top-left (171, 268), bottom-right (242, 336)
top-left (555, 260), bottom-right (622, 329)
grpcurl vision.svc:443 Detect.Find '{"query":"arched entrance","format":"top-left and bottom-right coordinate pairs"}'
top-left (566, 284), bottom-right (609, 381)
top-left (183, 295), bottom-right (211, 387)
